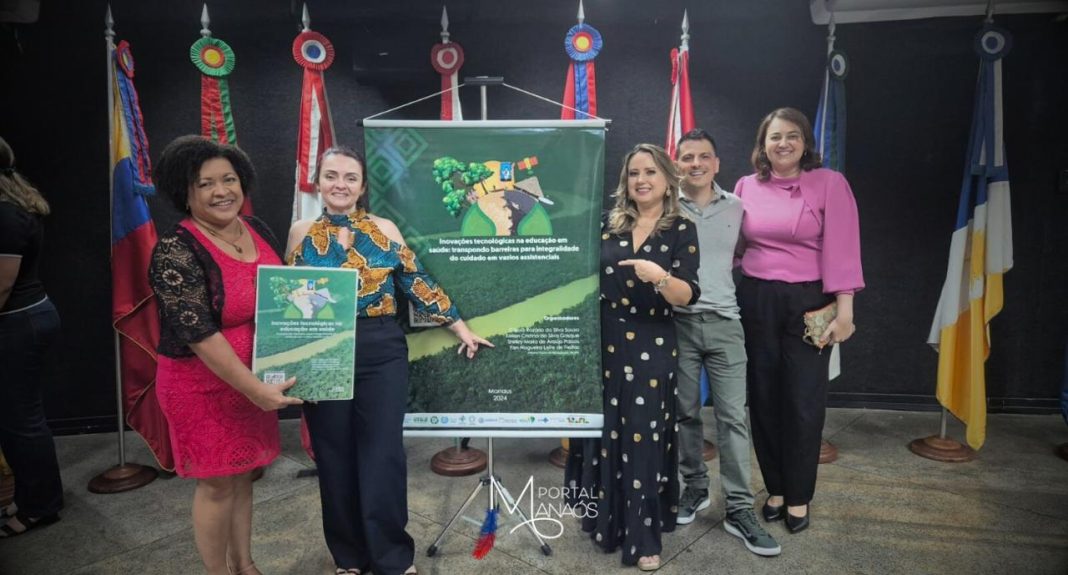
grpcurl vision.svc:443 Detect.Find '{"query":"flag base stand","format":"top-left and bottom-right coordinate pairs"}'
top-left (1056, 443), bottom-right (1068, 462)
top-left (908, 435), bottom-right (976, 463)
top-left (703, 440), bottom-right (718, 461)
top-left (431, 442), bottom-right (487, 477)
top-left (548, 444), bottom-right (569, 469)
top-left (88, 463), bottom-right (158, 494)
top-left (819, 439), bottom-right (839, 464)
top-left (427, 438), bottom-right (551, 559)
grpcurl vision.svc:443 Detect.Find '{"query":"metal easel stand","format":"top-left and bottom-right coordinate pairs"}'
top-left (426, 437), bottom-right (551, 557)
top-left (362, 74), bottom-right (606, 557)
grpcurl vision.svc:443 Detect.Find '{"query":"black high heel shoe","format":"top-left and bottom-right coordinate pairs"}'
top-left (762, 500), bottom-right (784, 522)
top-left (785, 509), bottom-right (810, 533)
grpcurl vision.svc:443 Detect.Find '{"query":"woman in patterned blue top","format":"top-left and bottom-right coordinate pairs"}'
top-left (286, 146), bottom-right (491, 575)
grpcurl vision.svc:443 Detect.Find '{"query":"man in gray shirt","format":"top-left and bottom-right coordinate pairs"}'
top-left (673, 129), bottom-right (780, 557)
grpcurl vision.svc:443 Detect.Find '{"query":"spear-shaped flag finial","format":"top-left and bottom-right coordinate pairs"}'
top-left (302, 3), bottom-right (310, 32)
top-left (200, 4), bottom-right (212, 38)
top-left (432, 4), bottom-right (464, 120)
top-left (105, 3), bottom-right (115, 40)
top-left (680, 10), bottom-right (690, 50)
top-left (441, 5), bottom-right (450, 42)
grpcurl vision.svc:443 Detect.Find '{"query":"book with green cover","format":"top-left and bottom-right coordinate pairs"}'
top-left (252, 265), bottom-right (358, 401)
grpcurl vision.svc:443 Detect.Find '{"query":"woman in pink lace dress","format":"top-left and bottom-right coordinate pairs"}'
top-left (149, 136), bottom-right (303, 575)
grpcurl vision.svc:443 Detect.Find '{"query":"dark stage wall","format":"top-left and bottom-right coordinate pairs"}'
top-left (1, 1), bottom-right (1065, 433)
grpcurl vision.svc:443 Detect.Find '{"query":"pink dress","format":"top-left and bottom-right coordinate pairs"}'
top-left (156, 220), bottom-right (282, 478)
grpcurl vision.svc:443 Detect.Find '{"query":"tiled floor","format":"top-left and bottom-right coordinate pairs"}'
top-left (2, 408), bottom-right (1067, 574)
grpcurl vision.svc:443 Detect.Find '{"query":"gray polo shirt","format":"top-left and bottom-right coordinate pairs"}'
top-left (674, 182), bottom-right (742, 319)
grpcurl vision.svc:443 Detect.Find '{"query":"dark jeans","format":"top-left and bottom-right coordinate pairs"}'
top-left (0, 298), bottom-right (64, 517)
top-left (738, 277), bottom-right (833, 507)
top-left (303, 317), bottom-right (413, 575)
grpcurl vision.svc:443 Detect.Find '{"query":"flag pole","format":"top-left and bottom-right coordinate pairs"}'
top-left (910, 3), bottom-right (997, 465)
top-left (549, 0), bottom-right (592, 468)
top-left (817, 10), bottom-right (840, 465)
top-left (426, 5), bottom-right (485, 477)
top-left (88, 4), bottom-right (160, 494)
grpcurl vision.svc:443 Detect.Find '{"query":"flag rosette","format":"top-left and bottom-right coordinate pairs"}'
top-left (190, 36), bottom-right (236, 77)
top-left (565, 23), bottom-right (602, 61)
top-left (293, 30), bottom-right (335, 71)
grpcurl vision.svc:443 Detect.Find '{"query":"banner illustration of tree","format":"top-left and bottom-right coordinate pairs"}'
top-left (365, 122), bottom-right (605, 431)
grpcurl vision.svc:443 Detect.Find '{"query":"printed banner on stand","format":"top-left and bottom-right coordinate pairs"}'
top-left (364, 120), bottom-right (605, 431)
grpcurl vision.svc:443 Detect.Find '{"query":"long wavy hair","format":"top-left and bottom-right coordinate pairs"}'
top-left (750, 107), bottom-right (823, 181)
top-left (0, 137), bottom-right (50, 216)
top-left (606, 143), bottom-right (682, 236)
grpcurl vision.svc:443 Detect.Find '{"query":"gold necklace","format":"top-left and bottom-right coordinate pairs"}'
top-left (198, 219), bottom-right (245, 254)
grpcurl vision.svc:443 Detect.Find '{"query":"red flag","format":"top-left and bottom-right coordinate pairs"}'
top-left (666, 45), bottom-right (694, 159)
top-left (292, 29), bottom-right (337, 222)
top-left (111, 40), bottom-right (173, 470)
top-left (432, 7), bottom-right (464, 121)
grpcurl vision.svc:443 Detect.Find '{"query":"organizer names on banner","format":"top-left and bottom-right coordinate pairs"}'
top-left (505, 325), bottom-right (582, 356)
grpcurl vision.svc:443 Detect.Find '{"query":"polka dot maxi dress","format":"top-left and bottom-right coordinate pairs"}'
top-left (566, 215), bottom-right (700, 566)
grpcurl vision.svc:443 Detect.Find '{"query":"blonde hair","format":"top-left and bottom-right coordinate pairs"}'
top-left (606, 143), bottom-right (682, 235)
top-left (0, 137), bottom-right (49, 216)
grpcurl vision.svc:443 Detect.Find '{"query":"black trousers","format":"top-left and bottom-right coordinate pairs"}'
top-left (303, 317), bottom-right (413, 575)
top-left (0, 299), bottom-right (63, 517)
top-left (738, 276), bottom-right (833, 507)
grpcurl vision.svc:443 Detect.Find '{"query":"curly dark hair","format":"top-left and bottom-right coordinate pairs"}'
top-left (153, 135), bottom-right (256, 213)
top-left (315, 145), bottom-right (369, 211)
top-left (750, 107), bottom-right (822, 181)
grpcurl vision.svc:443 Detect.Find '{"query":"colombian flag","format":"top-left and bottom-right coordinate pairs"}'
top-left (111, 40), bottom-right (172, 470)
top-left (927, 25), bottom-right (1014, 450)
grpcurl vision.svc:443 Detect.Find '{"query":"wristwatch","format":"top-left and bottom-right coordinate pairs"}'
top-left (654, 272), bottom-right (671, 293)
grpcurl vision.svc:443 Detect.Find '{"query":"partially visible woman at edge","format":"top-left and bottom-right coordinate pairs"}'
top-left (0, 137), bottom-right (64, 538)
top-left (733, 107), bottom-right (863, 534)
top-left (149, 135), bottom-right (302, 575)
top-left (567, 143), bottom-right (701, 572)
top-left (286, 145), bottom-right (493, 575)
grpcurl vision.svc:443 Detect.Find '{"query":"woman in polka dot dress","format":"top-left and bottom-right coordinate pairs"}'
top-left (567, 143), bottom-right (701, 571)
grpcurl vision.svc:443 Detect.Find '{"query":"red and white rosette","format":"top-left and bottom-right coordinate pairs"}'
top-left (431, 41), bottom-right (464, 120)
top-left (292, 30), bottom-right (337, 220)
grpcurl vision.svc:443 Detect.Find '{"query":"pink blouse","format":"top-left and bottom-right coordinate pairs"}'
top-left (733, 168), bottom-right (864, 295)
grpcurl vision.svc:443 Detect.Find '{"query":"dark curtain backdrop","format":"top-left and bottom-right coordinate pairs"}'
top-left (1, 0), bottom-right (1065, 433)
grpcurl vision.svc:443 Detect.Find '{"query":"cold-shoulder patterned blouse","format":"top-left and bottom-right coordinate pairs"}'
top-left (288, 209), bottom-right (460, 325)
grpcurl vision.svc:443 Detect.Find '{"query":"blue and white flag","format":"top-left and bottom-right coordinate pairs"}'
top-left (814, 44), bottom-right (847, 172)
top-left (814, 27), bottom-right (848, 380)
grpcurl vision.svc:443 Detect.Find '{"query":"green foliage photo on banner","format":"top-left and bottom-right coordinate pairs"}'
top-left (364, 120), bottom-right (605, 432)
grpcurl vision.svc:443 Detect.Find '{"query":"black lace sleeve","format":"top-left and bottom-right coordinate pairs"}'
top-left (149, 233), bottom-right (220, 357)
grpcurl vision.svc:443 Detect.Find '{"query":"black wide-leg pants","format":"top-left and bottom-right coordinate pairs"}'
top-left (738, 276), bottom-right (834, 507)
top-left (303, 317), bottom-right (414, 575)
top-left (0, 299), bottom-right (64, 518)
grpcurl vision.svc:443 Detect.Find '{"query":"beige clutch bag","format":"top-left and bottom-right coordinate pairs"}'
top-left (802, 302), bottom-right (838, 348)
